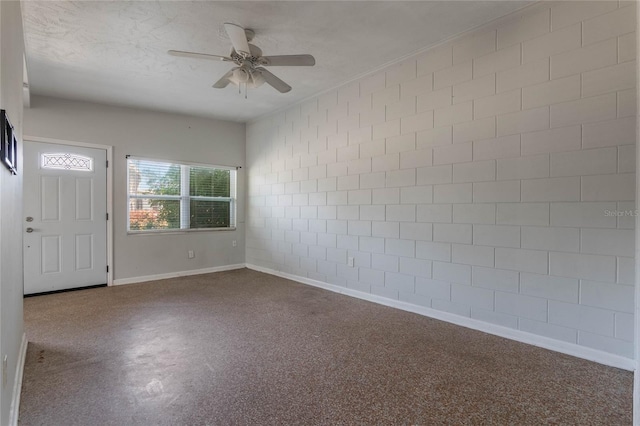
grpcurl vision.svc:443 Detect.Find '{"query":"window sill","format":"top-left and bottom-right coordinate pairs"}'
top-left (127, 227), bottom-right (236, 236)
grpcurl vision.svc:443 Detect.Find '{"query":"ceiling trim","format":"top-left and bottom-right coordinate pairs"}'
top-left (248, 0), bottom-right (543, 125)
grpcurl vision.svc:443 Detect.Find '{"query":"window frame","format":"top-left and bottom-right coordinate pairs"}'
top-left (126, 156), bottom-right (237, 235)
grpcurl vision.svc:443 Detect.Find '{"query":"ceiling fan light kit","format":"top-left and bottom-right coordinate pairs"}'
top-left (169, 22), bottom-right (316, 97)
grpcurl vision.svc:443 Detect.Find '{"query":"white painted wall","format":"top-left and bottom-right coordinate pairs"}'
top-left (0, 1), bottom-right (24, 424)
top-left (24, 96), bottom-right (246, 282)
top-left (633, 3), bottom-right (640, 424)
top-left (246, 1), bottom-right (636, 363)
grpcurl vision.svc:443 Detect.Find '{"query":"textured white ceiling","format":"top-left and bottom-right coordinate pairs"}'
top-left (22, 1), bottom-right (532, 122)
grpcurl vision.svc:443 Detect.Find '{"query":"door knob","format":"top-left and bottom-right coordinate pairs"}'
top-left (26, 227), bottom-right (34, 233)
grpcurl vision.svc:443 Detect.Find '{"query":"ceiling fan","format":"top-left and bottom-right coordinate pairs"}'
top-left (168, 23), bottom-right (315, 95)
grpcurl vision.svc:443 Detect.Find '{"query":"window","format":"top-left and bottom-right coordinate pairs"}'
top-left (127, 157), bottom-right (236, 232)
top-left (42, 153), bottom-right (93, 171)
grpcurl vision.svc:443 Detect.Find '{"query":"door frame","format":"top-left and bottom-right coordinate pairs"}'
top-left (23, 135), bottom-right (114, 286)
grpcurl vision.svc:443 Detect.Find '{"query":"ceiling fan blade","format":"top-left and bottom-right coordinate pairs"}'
top-left (256, 67), bottom-right (291, 93)
top-left (224, 23), bottom-right (251, 56)
top-left (259, 55), bottom-right (316, 67)
top-left (213, 69), bottom-right (235, 88)
top-left (168, 50), bottom-right (231, 62)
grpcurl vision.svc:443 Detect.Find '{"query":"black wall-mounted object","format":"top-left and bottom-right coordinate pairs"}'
top-left (1, 109), bottom-right (17, 175)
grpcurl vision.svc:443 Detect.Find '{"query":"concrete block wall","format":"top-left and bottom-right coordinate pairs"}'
top-left (246, 1), bottom-right (636, 360)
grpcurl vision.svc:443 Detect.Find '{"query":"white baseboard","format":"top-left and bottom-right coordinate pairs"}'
top-left (246, 263), bottom-right (634, 371)
top-left (112, 264), bottom-right (246, 286)
top-left (9, 333), bottom-right (27, 426)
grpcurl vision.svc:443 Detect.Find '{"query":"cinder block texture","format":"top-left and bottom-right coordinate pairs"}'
top-left (246, 2), bottom-right (636, 359)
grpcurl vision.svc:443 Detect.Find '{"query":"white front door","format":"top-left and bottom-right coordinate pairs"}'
top-left (23, 141), bottom-right (108, 295)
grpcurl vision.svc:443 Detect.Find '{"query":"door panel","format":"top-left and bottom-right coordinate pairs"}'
top-left (41, 176), bottom-right (60, 221)
top-left (41, 235), bottom-right (61, 274)
top-left (24, 141), bottom-right (107, 295)
top-left (75, 234), bottom-right (94, 270)
top-left (75, 178), bottom-right (93, 220)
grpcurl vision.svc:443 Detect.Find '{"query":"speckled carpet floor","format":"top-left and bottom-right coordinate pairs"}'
top-left (20, 268), bottom-right (631, 425)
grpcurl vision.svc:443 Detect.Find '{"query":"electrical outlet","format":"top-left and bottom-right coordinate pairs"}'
top-left (188, 250), bottom-right (195, 259)
top-left (2, 355), bottom-right (7, 388)
top-left (232, 240), bottom-right (237, 247)
top-left (347, 257), bottom-right (355, 267)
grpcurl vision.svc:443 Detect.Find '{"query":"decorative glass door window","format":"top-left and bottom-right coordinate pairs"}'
top-left (41, 153), bottom-right (94, 171)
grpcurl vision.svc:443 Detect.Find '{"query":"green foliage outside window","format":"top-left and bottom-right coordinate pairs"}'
top-left (148, 164), bottom-right (181, 229)
top-left (128, 159), bottom-right (233, 231)
top-left (189, 167), bottom-right (231, 228)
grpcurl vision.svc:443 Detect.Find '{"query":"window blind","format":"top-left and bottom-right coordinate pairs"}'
top-left (127, 157), bottom-right (237, 232)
